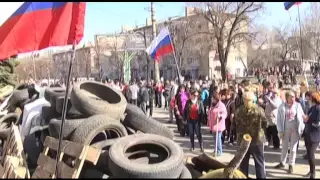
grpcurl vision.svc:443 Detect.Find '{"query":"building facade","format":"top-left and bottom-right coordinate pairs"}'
top-left (51, 46), bottom-right (96, 80)
top-left (93, 7), bottom-right (248, 81)
top-left (131, 7), bottom-right (248, 80)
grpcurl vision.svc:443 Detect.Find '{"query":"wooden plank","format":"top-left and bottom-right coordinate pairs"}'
top-left (43, 137), bottom-right (86, 158)
top-left (1, 129), bottom-right (13, 163)
top-left (32, 167), bottom-right (52, 179)
top-left (13, 167), bottom-right (26, 179)
top-left (85, 146), bottom-right (101, 165)
top-left (70, 146), bottom-right (89, 178)
top-left (1, 125), bottom-right (24, 163)
top-left (36, 153), bottom-right (76, 178)
top-left (0, 164), bottom-right (4, 178)
top-left (12, 125), bottom-right (23, 153)
top-left (3, 156), bottom-right (20, 178)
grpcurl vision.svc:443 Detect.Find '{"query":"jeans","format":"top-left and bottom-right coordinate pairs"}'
top-left (140, 101), bottom-right (147, 114)
top-left (240, 144), bottom-right (266, 179)
top-left (156, 93), bottom-right (162, 107)
top-left (155, 92), bottom-right (159, 107)
top-left (169, 105), bottom-right (174, 122)
top-left (130, 99), bottom-right (137, 106)
top-left (266, 125), bottom-right (280, 148)
top-left (213, 131), bottom-right (223, 155)
top-left (147, 99), bottom-right (153, 117)
top-left (281, 120), bottom-right (300, 166)
top-left (187, 120), bottom-right (202, 148)
top-left (164, 96), bottom-right (168, 109)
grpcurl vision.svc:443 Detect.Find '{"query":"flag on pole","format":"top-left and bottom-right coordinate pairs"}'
top-left (146, 27), bottom-right (174, 62)
top-left (284, 2), bottom-right (301, 10)
top-left (0, 2), bottom-right (86, 60)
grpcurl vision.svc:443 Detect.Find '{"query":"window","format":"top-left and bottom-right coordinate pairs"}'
top-left (291, 52), bottom-right (297, 59)
top-left (236, 68), bottom-right (241, 76)
top-left (235, 56), bottom-right (242, 62)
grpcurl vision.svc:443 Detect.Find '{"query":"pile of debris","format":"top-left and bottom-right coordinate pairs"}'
top-left (0, 81), bottom-right (250, 179)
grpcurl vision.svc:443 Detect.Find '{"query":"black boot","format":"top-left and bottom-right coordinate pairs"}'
top-left (190, 141), bottom-right (195, 152)
top-left (199, 141), bottom-right (204, 152)
top-left (310, 172), bottom-right (315, 179)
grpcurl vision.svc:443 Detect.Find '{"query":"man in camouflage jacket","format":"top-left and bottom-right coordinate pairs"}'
top-left (235, 90), bottom-right (267, 179)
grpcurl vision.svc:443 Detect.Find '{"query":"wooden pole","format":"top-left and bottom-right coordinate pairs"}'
top-left (167, 27), bottom-right (182, 84)
top-left (151, 2), bottom-right (160, 82)
top-left (297, 5), bottom-right (304, 73)
top-left (54, 42), bottom-right (76, 177)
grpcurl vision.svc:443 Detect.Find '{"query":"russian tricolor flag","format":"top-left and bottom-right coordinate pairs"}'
top-left (284, 2), bottom-right (301, 10)
top-left (146, 27), bottom-right (174, 62)
top-left (0, 2), bottom-right (86, 60)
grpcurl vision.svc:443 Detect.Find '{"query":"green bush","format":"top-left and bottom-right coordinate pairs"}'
top-left (0, 57), bottom-right (19, 88)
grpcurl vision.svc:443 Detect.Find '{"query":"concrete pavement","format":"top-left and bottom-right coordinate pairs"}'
top-left (152, 107), bottom-right (320, 179)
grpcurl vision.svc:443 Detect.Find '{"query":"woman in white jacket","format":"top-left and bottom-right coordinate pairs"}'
top-left (274, 91), bottom-right (305, 174)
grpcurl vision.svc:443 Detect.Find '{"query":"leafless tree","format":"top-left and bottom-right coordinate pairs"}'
top-left (90, 39), bottom-right (105, 79)
top-left (302, 3), bottom-right (320, 63)
top-left (191, 2), bottom-right (264, 80)
top-left (106, 33), bottom-right (123, 80)
top-left (274, 25), bottom-right (295, 62)
top-left (162, 16), bottom-right (210, 69)
top-left (16, 56), bottom-right (52, 81)
top-left (83, 47), bottom-right (92, 80)
top-left (247, 39), bottom-right (267, 68)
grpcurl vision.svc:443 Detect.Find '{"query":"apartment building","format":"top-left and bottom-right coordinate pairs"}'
top-left (130, 7), bottom-right (249, 80)
top-left (51, 46), bottom-right (96, 80)
top-left (92, 7), bottom-right (248, 81)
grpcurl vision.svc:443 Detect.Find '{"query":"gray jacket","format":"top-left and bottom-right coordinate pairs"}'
top-left (276, 102), bottom-right (305, 136)
top-left (169, 84), bottom-right (178, 100)
top-left (264, 96), bottom-right (282, 126)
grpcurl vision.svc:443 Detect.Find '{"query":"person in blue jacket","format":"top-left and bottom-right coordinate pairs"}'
top-left (200, 82), bottom-right (209, 124)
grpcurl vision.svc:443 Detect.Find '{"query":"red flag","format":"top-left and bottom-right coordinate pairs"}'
top-left (0, 2), bottom-right (86, 60)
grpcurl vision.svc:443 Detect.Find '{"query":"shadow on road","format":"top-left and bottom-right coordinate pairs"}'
top-left (153, 111), bottom-right (320, 178)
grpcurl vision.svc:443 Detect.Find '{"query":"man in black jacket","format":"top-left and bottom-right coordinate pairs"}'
top-left (138, 81), bottom-right (149, 114)
top-left (146, 81), bottom-right (155, 116)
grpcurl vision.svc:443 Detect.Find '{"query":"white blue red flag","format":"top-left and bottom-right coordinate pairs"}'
top-left (146, 27), bottom-right (174, 62)
top-left (284, 2), bottom-right (301, 10)
top-left (0, 2), bottom-right (86, 60)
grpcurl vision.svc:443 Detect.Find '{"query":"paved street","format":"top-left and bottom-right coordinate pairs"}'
top-left (152, 107), bottom-right (320, 179)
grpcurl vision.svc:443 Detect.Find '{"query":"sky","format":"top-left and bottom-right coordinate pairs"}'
top-left (0, 2), bottom-right (312, 56)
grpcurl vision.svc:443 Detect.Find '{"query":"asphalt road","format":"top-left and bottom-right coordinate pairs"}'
top-left (152, 107), bottom-right (320, 179)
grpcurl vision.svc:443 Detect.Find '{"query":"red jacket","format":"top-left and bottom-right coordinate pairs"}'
top-left (155, 84), bottom-right (163, 93)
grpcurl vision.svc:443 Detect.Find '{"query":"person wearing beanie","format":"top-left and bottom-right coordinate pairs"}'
top-left (235, 90), bottom-right (267, 179)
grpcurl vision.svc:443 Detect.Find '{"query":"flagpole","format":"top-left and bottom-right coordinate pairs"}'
top-left (54, 42), bottom-right (76, 177)
top-left (167, 28), bottom-right (182, 84)
top-left (297, 4), bottom-right (304, 74)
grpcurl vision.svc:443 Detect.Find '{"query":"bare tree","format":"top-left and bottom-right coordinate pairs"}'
top-left (193, 2), bottom-right (264, 81)
top-left (302, 3), bottom-right (320, 63)
top-left (107, 33), bottom-right (123, 80)
top-left (274, 25), bottom-right (295, 62)
top-left (83, 46), bottom-right (92, 80)
top-left (91, 38), bottom-right (104, 79)
top-left (247, 39), bottom-right (267, 68)
top-left (163, 17), bottom-right (209, 69)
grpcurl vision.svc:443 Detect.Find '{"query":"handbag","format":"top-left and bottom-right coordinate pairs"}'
top-left (309, 107), bottom-right (320, 128)
top-left (312, 120), bottom-right (320, 128)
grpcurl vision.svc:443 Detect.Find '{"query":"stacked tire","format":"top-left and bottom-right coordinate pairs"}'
top-left (42, 81), bottom-right (184, 178)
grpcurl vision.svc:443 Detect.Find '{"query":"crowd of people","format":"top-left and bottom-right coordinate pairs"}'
top-left (109, 76), bottom-right (320, 179)
top-left (26, 74), bottom-right (319, 179)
